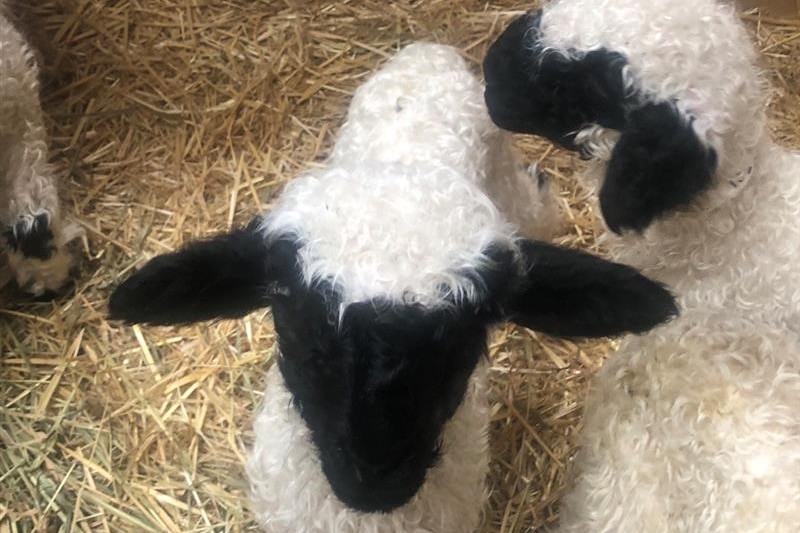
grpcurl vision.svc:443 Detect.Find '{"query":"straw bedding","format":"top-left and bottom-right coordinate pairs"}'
top-left (1, 1), bottom-right (797, 531)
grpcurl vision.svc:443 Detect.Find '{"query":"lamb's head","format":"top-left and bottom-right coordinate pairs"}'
top-left (483, 0), bottom-right (769, 234)
top-left (109, 163), bottom-right (677, 513)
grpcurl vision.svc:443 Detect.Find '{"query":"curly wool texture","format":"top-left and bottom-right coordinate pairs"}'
top-left (249, 43), bottom-right (560, 532)
top-left (0, 4), bottom-right (79, 295)
top-left (247, 359), bottom-right (490, 533)
top-left (595, 145), bottom-right (800, 325)
top-left (533, 1), bottom-right (800, 531)
top-left (264, 161), bottom-right (515, 307)
top-left (559, 312), bottom-right (800, 533)
top-left (264, 42), bottom-right (559, 308)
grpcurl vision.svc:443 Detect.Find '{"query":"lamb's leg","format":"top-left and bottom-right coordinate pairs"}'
top-left (0, 25), bottom-right (81, 297)
top-left (485, 132), bottom-right (566, 241)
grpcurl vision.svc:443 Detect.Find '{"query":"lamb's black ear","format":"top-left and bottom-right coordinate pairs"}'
top-left (109, 220), bottom-right (297, 326)
top-left (600, 102), bottom-right (717, 234)
top-left (483, 10), bottom-right (629, 150)
top-left (503, 240), bottom-right (678, 338)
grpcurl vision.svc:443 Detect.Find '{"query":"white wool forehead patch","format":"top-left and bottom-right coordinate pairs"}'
top-left (263, 162), bottom-right (515, 307)
top-left (258, 41), bottom-right (517, 307)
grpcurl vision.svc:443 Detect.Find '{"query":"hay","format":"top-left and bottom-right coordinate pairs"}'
top-left (1, 1), bottom-right (797, 532)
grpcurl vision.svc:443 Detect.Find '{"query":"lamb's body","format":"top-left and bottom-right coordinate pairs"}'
top-left (0, 2), bottom-right (80, 297)
top-left (483, 0), bottom-right (800, 531)
top-left (560, 125), bottom-right (800, 533)
top-left (559, 311), bottom-right (800, 533)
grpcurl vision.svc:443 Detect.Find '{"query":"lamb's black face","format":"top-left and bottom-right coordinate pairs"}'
top-left (109, 224), bottom-right (680, 514)
top-left (483, 11), bottom-right (629, 151)
top-left (271, 248), bottom-right (515, 513)
top-left (273, 290), bottom-right (488, 511)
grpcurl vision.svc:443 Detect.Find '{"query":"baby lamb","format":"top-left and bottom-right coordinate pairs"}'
top-left (109, 42), bottom-right (676, 533)
top-left (484, 0), bottom-right (800, 531)
top-left (0, 2), bottom-right (81, 298)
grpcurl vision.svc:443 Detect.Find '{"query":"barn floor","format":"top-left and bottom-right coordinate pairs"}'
top-left (1, 1), bottom-right (798, 532)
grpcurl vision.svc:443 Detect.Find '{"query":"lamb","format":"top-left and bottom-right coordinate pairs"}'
top-left (483, 1), bottom-right (800, 531)
top-left (108, 42), bottom-right (677, 533)
top-left (0, 1), bottom-right (81, 298)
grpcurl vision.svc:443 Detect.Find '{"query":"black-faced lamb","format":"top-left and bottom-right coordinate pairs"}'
top-left (109, 42), bottom-right (677, 533)
top-left (483, 0), bottom-right (800, 531)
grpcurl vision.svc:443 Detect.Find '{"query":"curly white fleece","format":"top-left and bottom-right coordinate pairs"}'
top-left (0, 4), bottom-right (80, 295)
top-left (249, 43), bottom-right (562, 532)
top-left (559, 311), bottom-right (800, 533)
top-left (558, 146), bottom-right (800, 533)
top-left (263, 42), bottom-right (559, 308)
top-left (247, 359), bottom-right (490, 533)
top-left (525, 1), bottom-right (800, 532)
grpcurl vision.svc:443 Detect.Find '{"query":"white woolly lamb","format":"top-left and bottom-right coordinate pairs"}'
top-left (0, 2), bottom-right (81, 298)
top-left (484, 1), bottom-right (800, 531)
top-left (109, 42), bottom-right (677, 533)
